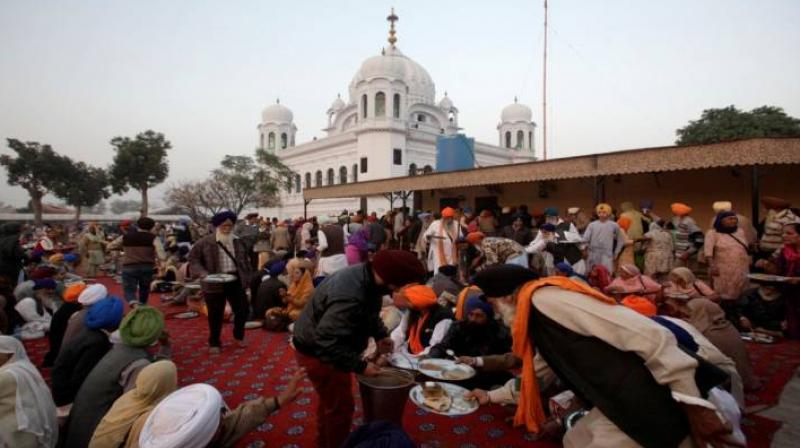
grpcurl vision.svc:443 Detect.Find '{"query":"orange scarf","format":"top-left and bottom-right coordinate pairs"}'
top-left (455, 285), bottom-right (481, 320)
top-left (512, 277), bottom-right (616, 433)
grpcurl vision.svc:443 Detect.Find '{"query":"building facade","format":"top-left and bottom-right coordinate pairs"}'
top-left (259, 10), bottom-right (536, 218)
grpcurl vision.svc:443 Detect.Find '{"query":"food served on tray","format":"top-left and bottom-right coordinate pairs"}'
top-left (442, 366), bottom-right (472, 380)
top-left (422, 381), bottom-right (452, 412)
top-left (418, 361), bottom-right (444, 372)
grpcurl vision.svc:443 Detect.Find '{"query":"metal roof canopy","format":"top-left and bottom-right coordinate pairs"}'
top-left (302, 138), bottom-right (800, 200)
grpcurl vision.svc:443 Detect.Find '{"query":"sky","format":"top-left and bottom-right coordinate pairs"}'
top-left (1, 0), bottom-right (799, 208)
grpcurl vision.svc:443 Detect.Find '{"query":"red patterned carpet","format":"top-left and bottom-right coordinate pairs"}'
top-left (21, 277), bottom-right (800, 447)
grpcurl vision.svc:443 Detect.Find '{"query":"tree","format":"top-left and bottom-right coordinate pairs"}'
top-left (254, 148), bottom-right (295, 203)
top-left (109, 199), bottom-right (143, 215)
top-left (55, 161), bottom-right (111, 221)
top-left (108, 130), bottom-right (171, 216)
top-left (676, 105), bottom-right (800, 145)
top-left (0, 139), bottom-right (74, 225)
top-left (165, 180), bottom-right (226, 224)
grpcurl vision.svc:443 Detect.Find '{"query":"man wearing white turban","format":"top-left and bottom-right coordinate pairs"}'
top-left (139, 371), bottom-right (304, 448)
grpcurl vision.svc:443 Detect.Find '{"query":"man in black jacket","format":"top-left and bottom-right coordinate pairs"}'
top-left (292, 250), bottom-right (426, 448)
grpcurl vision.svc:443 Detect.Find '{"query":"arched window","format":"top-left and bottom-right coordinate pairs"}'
top-left (409, 163), bottom-right (417, 176)
top-left (268, 132), bottom-right (275, 150)
top-left (361, 94), bottom-right (368, 118)
top-left (281, 133), bottom-right (288, 149)
top-left (448, 111), bottom-right (455, 123)
top-left (516, 130), bottom-right (524, 149)
top-left (339, 166), bottom-right (348, 184)
top-left (423, 165), bottom-right (433, 174)
top-left (327, 168), bottom-right (335, 185)
top-left (315, 170), bottom-right (322, 187)
top-left (353, 164), bottom-right (358, 182)
top-left (505, 131), bottom-right (511, 148)
top-left (305, 172), bottom-right (311, 189)
top-left (528, 131), bottom-right (532, 150)
top-left (375, 92), bottom-right (386, 117)
top-left (393, 94), bottom-right (401, 118)
top-left (295, 174), bottom-right (301, 192)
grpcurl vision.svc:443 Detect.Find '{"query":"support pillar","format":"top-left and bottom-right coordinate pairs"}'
top-left (751, 165), bottom-right (760, 224)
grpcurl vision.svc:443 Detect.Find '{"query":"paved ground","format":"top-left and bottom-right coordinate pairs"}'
top-left (760, 367), bottom-right (800, 447)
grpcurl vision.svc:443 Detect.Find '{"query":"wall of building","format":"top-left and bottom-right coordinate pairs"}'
top-left (421, 164), bottom-right (800, 230)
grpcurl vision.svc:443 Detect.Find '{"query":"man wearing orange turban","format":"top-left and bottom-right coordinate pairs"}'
top-left (670, 203), bottom-right (701, 267)
top-left (424, 207), bottom-right (463, 274)
top-left (42, 282), bottom-right (88, 367)
top-left (584, 203), bottom-right (626, 273)
top-left (390, 285), bottom-right (454, 356)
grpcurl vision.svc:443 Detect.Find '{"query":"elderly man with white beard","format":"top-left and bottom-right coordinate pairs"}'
top-left (463, 265), bottom-right (742, 448)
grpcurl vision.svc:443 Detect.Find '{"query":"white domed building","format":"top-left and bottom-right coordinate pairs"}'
top-left (259, 10), bottom-right (536, 217)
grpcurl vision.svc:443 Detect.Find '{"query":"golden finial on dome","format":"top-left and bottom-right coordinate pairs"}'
top-left (387, 7), bottom-right (399, 48)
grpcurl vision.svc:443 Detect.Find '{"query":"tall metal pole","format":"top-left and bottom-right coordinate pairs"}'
top-left (542, 0), bottom-right (548, 160)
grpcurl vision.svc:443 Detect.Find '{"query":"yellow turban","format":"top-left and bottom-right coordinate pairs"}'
top-left (596, 203), bottom-right (612, 214)
top-left (712, 201), bottom-right (732, 213)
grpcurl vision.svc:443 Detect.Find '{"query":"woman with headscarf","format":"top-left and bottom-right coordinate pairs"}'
top-left (14, 279), bottom-right (56, 340)
top-left (64, 305), bottom-right (168, 448)
top-left (663, 267), bottom-right (718, 301)
top-left (684, 299), bottom-right (761, 391)
top-left (704, 211), bottom-right (751, 317)
top-left (756, 222), bottom-right (800, 338)
top-left (266, 260), bottom-right (314, 322)
top-left (42, 282), bottom-right (87, 367)
top-left (345, 227), bottom-right (370, 265)
top-left (0, 336), bottom-right (58, 448)
top-left (390, 285), bottom-right (454, 356)
top-left (641, 221), bottom-right (674, 281)
top-left (605, 263), bottom-right (661, 301)
top-left (587, 264), bottom-right (612, 292)
top-left (89, 360), bottom-right (178, 448)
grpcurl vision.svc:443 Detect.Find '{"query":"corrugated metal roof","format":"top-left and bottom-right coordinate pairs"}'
top-left (303, 138), bottom-right (800, 200)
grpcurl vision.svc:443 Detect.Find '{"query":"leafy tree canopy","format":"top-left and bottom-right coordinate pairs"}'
top-left (676, 105), bottom-right (800, 145)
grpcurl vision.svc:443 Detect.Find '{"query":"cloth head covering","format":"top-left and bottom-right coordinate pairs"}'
top-left (713, 211), bottom-right (738, 234)
top-left (554, 261), bottom-right (575, 277)
top-left (268, 260), bottom-right (287, 278)
top-left (621, 295), bottom-right (657, 317)
top-left (473, 265), bottom-right (539, 298)
top-left (211, 210), bottom-right (237, 227)
top-left (438, 265), bottom-right (457, 277)
top-left (669, 267), bottom-right (697, 288)
top-left (372, 250), bottom-right (426, 287)
top-left (686, 299), bottom-right (730, 333)
top-left (619, 263), bottom-right (641, 277)
top-left (0, 336), bottom-right (58, 447)
top-left (63, 253), bottom-right (79, 262)
top-left (567, 207), bottom-right (580, 215)
top-left (595, 203), bottom-right (612, 214)
top-left (540, 223), bottom-right (556, 232)
top-left (619, 202), bottom-right (634, 212)
top-left (617, 217), bottom-right (631, 231)
top-left (91, 360), bottom-right (178, 448)
top-left (712, 201), bottom-right (733, 213)
top-left (63, 282), bottom-right (87, 303)
top-left (33, 278), bottom-right (56, 290)
top-left (137, 217), bottom-right (156, 231)
top-left (30, 266), bottom-right (56, 280)
top-left (441, 207), bottom-right (455, 218)
top-left (49, 253), bottom-right (64, 264)
top-left (79, 283), bottom-right (108, 305)
top-left (466, 232), bottom-right (485, 245)
top-left (639, 200), bottom-right (653, 210)
top-left (762, 196), bottom-right (791, 210)
top-left (588, 265), bottom-right (612, 291)
top-left (543, 207), bottom-right (558, 217)
top-left (403, 285), bottom-right (437, 311)
top-left (85, 297), bottom-right (124, 330)
top-left (139, 383), bottom-right (223, 448)
top-left (464, 293), bottom-right (493, 319)
top-left (120, 306), bottom-right (165, 347)
top-left (670, 203), bottom-right (692, 216)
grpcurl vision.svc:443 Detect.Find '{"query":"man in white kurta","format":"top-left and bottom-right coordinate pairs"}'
top-left (424, 208), bottom-right (462, 273)
top-left (583, 204), bottom-right (625, 273)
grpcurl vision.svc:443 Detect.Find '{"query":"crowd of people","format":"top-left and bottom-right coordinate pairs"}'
top-left (0, 194), bottom-right (799, 447)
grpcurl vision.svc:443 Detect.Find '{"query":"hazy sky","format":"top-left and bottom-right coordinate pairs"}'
top-left (2, 0), bottom-right (799, 208)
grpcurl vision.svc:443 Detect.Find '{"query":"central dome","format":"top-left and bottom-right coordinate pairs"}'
top-left (349, 46), bottom-right (435, 105)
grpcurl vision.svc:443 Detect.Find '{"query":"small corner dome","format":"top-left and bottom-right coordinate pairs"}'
top-left (501, 98), bottom-right (532, 123)
top-left (262, 100), bottom-right (293, 124)
top-left (330, 94), bottom-right (345, 113)
top-left (438, 93), bottom-right (453, 110)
